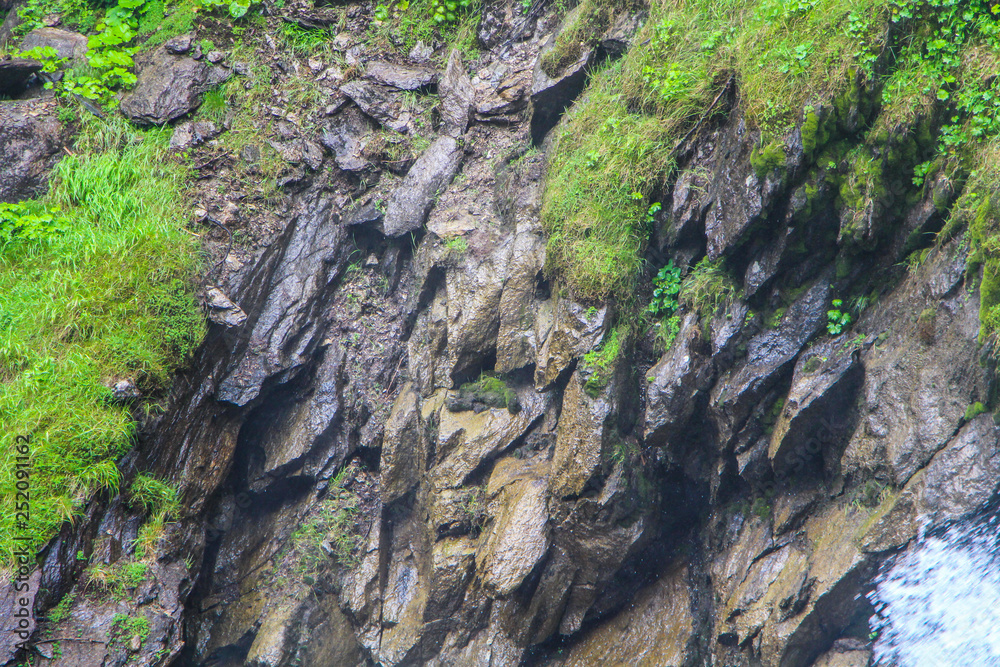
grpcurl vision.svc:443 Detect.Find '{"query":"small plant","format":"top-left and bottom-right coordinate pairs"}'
top-left (679, 258), bottom-right (737, 321)
top-left (647, 260), bottom-right (681, 319)
top-left (965, 401), bottom-right (987, 421)
top-left (582, 326), bottom-right (623, 397)
top-left (826, 299), bottom-right (852, 335)
top-left (128, 474), bottom-right (180, 516)
top-left (655, 314), bottom-right (682, 351)
top-left (448, 374), bottom-right (520, 413)
top-left (444, 236), bottom-right (468, 253)
top-left (286, 474), bottom-right (361, 574)
top-left (460, 486), bottom-right (486, 534)
top-left (108, 613), bottom-right (150, 650)
top-left (47, 592), bottom-right (77, 623)
top-left (0, 202), bottom-right (68, 245)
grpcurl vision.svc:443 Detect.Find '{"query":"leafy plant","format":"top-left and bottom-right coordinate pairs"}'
top-left (826, 298), bottom-right (852, 335)
top-left (108, 613), bottom-right (150, 649)
top-left (647, 261), bottom-right (681, 318)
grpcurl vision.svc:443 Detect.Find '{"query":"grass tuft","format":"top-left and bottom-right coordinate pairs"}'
top-left (0, 116), bottom-right (204, 565)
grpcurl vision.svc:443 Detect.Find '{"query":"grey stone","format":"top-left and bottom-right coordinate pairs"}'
top-left (320, 106), bottom-right (374, 172)
top-left (205, 286), bottom-right (248, 327)
top-left (439, 49), bottom-right (474, 136)
top-left (382, 136), bottom-right (463, 237)
top-left (339, 80), bottom-right (407, 132)
top-left (119, 46), bottom-right (231, 125)
top-left (164, 33), bottom-right (192, 54)
top-left (0, 98), bottom-right (65, 203)
top-left (19, 27), bottom-right (87, 62)
top-left (364, 60), bottom-right (437, 90)
top-left (169, 120), bottom-right (221, 151)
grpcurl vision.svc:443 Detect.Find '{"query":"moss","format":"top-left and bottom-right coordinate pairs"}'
top-left (582, 326), bottom-right (624, 397)
top-left (750, 141), bottom-right (786, 178)
top-left (965, 401), bottom-right (987, 421)
top-left (450, 374), bottom-right (521, 413)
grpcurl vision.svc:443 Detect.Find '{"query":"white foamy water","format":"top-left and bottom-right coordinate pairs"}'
top-left (869, 514), bottom-right (1000, 666)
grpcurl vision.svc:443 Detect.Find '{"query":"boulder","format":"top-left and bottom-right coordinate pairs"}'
top-left (644, 312), bottom-right (715, 449)
top-left (382, 135), bottom-right (463, 237)
top-left (0, 98), bottom-right (65, 203)
top-left (438, 49), bottom-right (475, 137)
top-left (319, 106), bottom-right (374, 172)
top-left (768, 337), bottom-right (864, 475)
top-left (364, 60), bottom-right (437, 90)
top-left (19, 27), bottom-right (87, 62)
top-left (339, 80), bottom-right (408, 132)
top-left (119, 45), bottom-right (230, 125)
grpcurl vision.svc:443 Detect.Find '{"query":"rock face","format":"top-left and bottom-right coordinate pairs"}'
top-left (0, 98), bottom-right (66, 203)
top-left (12, 2), bottom-right (1000, 667)
top-left (119, 46), bottom-right (230, 125)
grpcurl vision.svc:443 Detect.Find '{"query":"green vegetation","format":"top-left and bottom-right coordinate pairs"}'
top-left (445, 236), bottom-right (469, 253)
top-left (108, 613), bottom-right (150, 649)
top-left (47, 592), bottom-right (77, 623)
top-left (453, 374), bottom-right (520, 413)
top-left (366, 0), bottom-right (481, 54)
top-left (582, 325), bottom-right (624, 396)
top-left (541, 0), bottom-right (1000, 348)
top-left (541, 0), bottom-right (626, 76)
top-left (646, 261), bottom-right (681, 318)
top-left (826, 298), bottom-right (852, 334)
top-left (285, 469), bottom-right (362, 575)
top-left (87, 559), bottom-right (150, 599)
top-left (965, 401), bottom-right (987, 421)
top-left (678, 258), bottom-right (737, 321)
top-left (0, 117), bottom-right (204, 565)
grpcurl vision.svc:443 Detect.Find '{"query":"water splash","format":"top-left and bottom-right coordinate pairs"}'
top-left (869, 513), bottom-right (1000, 666)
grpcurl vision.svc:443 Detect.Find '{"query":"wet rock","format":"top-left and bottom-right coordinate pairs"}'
top-left (205, 285), bottom-right (248, 327)
top-left (0, 98), bottom-right (65, 203)
top-left (530, 18), bottom-right (594, 143)
top-left (269, 137), bottom-right (324, 170)
top-left (381, 384), bottom-right (424, 504)
top-left (216, 195), bottom-right (348, 406)
top-left (19, 27), bottom-right (87, 62)
top-left (812, 642), bottom-right (871, 667)
top-left (0, 569), bottom-right (39, 665)
top-left (598, 11), bottom-right (642, 59)
top-left (339, 79), bottom-right (408, 132)
top-left (319, 106), bottom-right (374, 172)
top-left (164, 32), bottom-right (192, 54)
top-left (550, 370), bottom-right (618, 498)
top-left (861, 415), bottom-right (1000, 552)
top-left (711, 275), bottom-right (831, 448)
top-left (111, 379), bottom-right (141, 402)
top-left (119, 45), bottom-right (231, 125)
top-left (382, 135), bottom-right (463, 237)
top-left (206, 50), bottom-right (224, 64)
top-left (546, 563), bottom-right (695, 667)
top-left (169, 120), bottom-right (221, 151)
top-left (430, 388), bottom-right (547, 488)
top-left (0, 5), bottom-right (23, 51)
top-left (769, 338), bottom-right (864, 475)
top-left (477, 475), bottom-right (549, 596)
top-left (439, 49), bottom-right (475, 137)
top-left (645, 312), bottom-right (715, 449)
top-left (656, 168), bottom-right (709, 251)
top-left (535, 297), bottom-right (609, 388)
top-left (364, 59), bottom-right (438, 90)
top-left (409, 40), bottom-right (433, 62)
top-left (841, 243), bottom-right (984, 485)
top-left (0, 58), bottom-right (41, 97)
top-left (341, 200), bottom-right (382, 227)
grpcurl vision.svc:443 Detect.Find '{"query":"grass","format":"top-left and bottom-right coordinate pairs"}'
top-left (283, 468), bottom-right (361, 576)
top-left (542, 0), bottom-right (891, 301)
top-left (365, 0), bottom-right (482, 57)
top-left (0, 116), bottom-right (204, 565)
